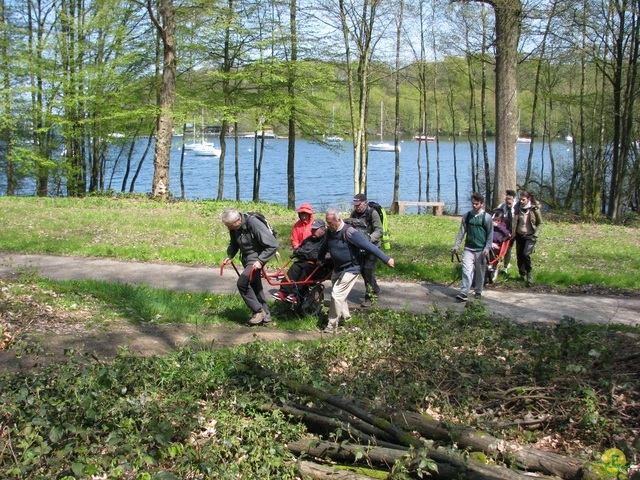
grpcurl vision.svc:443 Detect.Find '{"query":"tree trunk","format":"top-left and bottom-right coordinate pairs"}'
top-left (491, 0), bottom-right (520, 206)
top-left (392, 0), bottom-right (403, 209)
top-left (148, 0), bottom-right (176, 200)
top-left (234, 122), bottom-right (240, 201)
top-left (218, 120), bottom-right (227, 201)
top-left (287, 0), bottom-right (297, 210)
top-left (296, 460), bottom-right (376, 480)
top-left (1, 0), bottom-right (14, 196)
top-left (385, 411), bottom-right (584, 479)
top-left (289, 438), bottom-right (556, 480)
top-left (480, 5), bottom-right (490, 201)
top-left (430, 8), bottom-right (442, 202)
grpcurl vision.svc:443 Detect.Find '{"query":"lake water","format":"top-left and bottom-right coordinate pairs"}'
top-left (6, 135), bottom-right (572, 213)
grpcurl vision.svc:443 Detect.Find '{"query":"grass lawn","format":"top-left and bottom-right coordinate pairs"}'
top-left (1, 196), bottom-right (639, 291)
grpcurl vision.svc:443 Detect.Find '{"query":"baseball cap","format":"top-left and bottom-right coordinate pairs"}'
top-left (352, 193), bottom-right (367, 205)
top-left (311, 219), bottom-right (325, 230)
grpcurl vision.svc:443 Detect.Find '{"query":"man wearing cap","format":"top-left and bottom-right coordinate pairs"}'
top-left (496, 189), bottom-right (517, 274)
top-left (273, 219), bottom-right (331, 303)
top-left (349, 193), bottom-right (383, 307)
top-left (291, 203), bottom-right (314, 249)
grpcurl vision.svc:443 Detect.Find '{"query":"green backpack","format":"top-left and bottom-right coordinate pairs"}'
top-left (368, 201), bottom-right (391, 250)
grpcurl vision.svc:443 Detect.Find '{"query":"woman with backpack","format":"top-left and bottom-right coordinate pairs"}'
top-left (512, 191), bottom-right (542, 287)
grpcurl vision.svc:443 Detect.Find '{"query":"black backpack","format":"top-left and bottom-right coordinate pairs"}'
top-left (246, 212), bottom-right (277, 238)
top-left (343, 217), bottom-right (370, 242)
top-left (340, 225), bottom-right (366, 267)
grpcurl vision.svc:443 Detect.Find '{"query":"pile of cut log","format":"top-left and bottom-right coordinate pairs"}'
top-left (239, 362), bottom-right (593, 479)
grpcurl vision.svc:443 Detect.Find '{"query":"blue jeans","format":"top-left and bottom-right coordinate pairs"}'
top-left (461, 249), bottom-right (487, 295)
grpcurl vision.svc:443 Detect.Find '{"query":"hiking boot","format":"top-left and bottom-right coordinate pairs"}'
top-left (526, 273), bottom-right (534, 286)
top-left (262, 314), bottom-right (273, 325)
top-left (247, 310), bottom-right (265, 326)
top-left (360, 298), bottom-right (373, 308)
top-left (474, 292), bottom-right (482, 300)
top-left (501, 266), bottom-right (509, 275)
top-left (456, 293), bottom-right (468, 302)
top-left (322, 319), bottom-right (338, 334)
top-left (271, 291), bottom-right (286, 302)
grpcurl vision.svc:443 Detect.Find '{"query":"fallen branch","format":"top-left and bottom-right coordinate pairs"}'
top-left (237, 361), bottom-right (422, 449)
top-left (289, 438), bottom-right (556, 480)
top-left (296, 460), bottom-right (381, 479)
top-left (384, 411), bottom-right (584, 479)
top-left (261, 403), bottom-right (405, 450)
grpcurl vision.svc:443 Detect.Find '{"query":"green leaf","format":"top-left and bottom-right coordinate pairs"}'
top-left (71, 462), bottom-right (85, 476)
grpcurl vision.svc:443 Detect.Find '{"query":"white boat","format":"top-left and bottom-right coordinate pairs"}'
top-left (325, 106), bottom-right (343, 143)
top-left (185, 110), bottom-right (221, 156)
top-left (414, 134), bottom-right (435, 142)
top-left (369, 102), bottom-right (401, 152)
top-left (369, 142), bottom-right (400, 152)
top-left (191, 141), bottom-right (221, 156)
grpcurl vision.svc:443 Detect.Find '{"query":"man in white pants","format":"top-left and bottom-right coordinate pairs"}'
top-left (319, 208), bottom-right (395, 333)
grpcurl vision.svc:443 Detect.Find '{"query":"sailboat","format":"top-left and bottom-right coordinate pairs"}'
top-left (325, 106), bottom-right (343, 143)
top-left (185, 111), bottom-right (221, 157)
top-left (516, 110), bottom-right (532, 144)
top-left (369, 102), bottom-right (400, 152)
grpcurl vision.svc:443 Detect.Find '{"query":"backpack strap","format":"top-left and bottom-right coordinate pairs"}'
top-left (341, 226), bottom-right (361, 266)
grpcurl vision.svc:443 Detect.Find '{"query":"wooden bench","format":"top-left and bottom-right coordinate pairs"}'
top-left (391, 201), bottom-right (445, 216)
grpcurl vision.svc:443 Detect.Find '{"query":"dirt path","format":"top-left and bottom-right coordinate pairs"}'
top-left (2, 252), bottom-right (639, 370)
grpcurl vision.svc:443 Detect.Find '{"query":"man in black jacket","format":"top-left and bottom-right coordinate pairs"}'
top-left (222, 207), bottom-right (278, 326)
top-left (349, 193), bottom-right (383, 307)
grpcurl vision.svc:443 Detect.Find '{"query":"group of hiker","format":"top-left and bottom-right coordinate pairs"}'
top-left (452, 190), bottom-right (542, 302)
top-left (222, 189), bottom-right (541, 331)
top-left (221, 195), bottom-right (394, 331)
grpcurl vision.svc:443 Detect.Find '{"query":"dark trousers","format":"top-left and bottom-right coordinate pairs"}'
top-left (280, 261), bottom-right (318, 296)
top-left (503, 240), bottom-right (515, 268)
top-left (362, 252), bottom-right (380, 299)
top-left (237, 264), bottom-right (269, 314)
top-left (515, 234), bottom-right (536, 276)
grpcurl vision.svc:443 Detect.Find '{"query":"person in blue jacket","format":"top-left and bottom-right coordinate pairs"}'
top-left (318, 208), bottom-right (395, 334)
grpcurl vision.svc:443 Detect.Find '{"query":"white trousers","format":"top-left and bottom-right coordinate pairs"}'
top-left (328, 270), bottom-right (359, 324)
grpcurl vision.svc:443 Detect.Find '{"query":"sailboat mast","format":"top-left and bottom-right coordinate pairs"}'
top-left (380, 101), bottom-right (384, 140)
